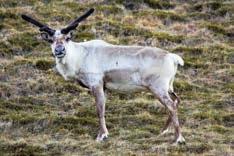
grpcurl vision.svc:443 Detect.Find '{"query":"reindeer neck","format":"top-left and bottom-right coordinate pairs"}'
top-left (55, 41), bottom-right (89, 80)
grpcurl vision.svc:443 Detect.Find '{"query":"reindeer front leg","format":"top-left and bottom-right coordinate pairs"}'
top-left (91, 85), bottom-right (109, 141)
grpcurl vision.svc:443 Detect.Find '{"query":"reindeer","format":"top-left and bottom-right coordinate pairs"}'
top-left (21, 8), bottom-right (185, 144)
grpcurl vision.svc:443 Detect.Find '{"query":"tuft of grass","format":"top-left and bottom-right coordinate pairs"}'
top-left (211, 125), bottom-right (230, 134)
top-left (153, 32), bottom-right (185, 43)
top-left (174, 80), bottom-right (196, 92)
top-left (74, 32), bottom-right (95, 42)
top-left (205, 23), bottom-right (227, 35)
top-left (192, 109), bottom-right (223, 124)
top-left (173, 46), bottom-right (203, 55)
top-left (143, 0), bottom-right (175, 9)
top-left (96, 5), bottom-right (123, 14)
top-left (34, 59), bottom-right (54, 70)
top-left (170, 143), bottom-right (212, 154)
top-left (222, 113), bottom-right (234, 127)
top-left (7, 32), bottom-right (40, 56)
top-left (0, 41), bottom-right (13, 57)
top-left (0, 142), bottom-right (45, 156)
top-left (218, 4), bottom-right (234, 16)
top-left (0, 11), bottom-right (18, 21)
top-left (192, 1), bottom-right (221, 11)
top-left (136, 10), bottom-right (186, 21)
top-left (97, 19), bottom-right (185, 42)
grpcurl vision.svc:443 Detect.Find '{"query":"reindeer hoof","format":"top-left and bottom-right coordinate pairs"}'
top-left (96, 133), bottom-right (108, 142)
top-left (173, 135), bottom-right (186, 145)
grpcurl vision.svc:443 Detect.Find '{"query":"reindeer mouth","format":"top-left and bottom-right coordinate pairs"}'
top-left (55, 53), bottom-right (66, 58)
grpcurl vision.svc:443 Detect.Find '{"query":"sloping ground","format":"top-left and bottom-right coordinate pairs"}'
top-left (0, 0), bottom-right (233, 155)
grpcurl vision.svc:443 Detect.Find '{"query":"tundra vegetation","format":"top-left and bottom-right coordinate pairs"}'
top-left (0, 0), bottom-right (233, 155)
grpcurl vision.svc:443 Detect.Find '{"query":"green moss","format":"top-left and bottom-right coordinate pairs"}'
top-left (0, 142), bottom-right (45, 156)
top-left (35, 4), bottom-right (71, 22)
top-left (0, 100), bottom-right (23, 111)
top-left (193, 110), bottom-right (223, 123)
top-left (119, 38), bottom-right (130, 45)
top-left (136, 10), bottom-right (186, 21)
top-left (77, 117), bottom-right (97, 126)
top-left (77, 24), bottom-right (92, 31)
top-left (98, 20), bottom-right (183, 43)
top-left (188, 12), bottom-right (211, 20)
top-left (13, 97), bottom-right (46, 108)
top-left (19, 0), bottom-right (37, 6)
top-left (62, 2), bottom-right (83, 12)
top-left (74, 32), bottom-right (95, 42)
top-left (211, 125), bottom-right (230, 134)
top-left (0, 23), bottom-right (3, 30)
top-left (62, 83), bottom-right (81, 94)
top-left (189, 1), bottom-right (230, 20)
top-left (173, 46), bottom-right (203, 55)
top-left (153, 32), bottom-right (184, 43)
top-left (8, 32), bottom-right (40, 56)
top-left (34, 59), bottom-right (54, 70)
top-left (0, 41), bottom-right (13, 57)
top-left (125, 129), bottom-right (152, 141)
top-left (183, 56), bottom-right (208, 69)
top-left (222, 113), bottom-right (234, 126)
top-left (208, 99), bottom-right (232, 109)
top-left (191, 1), bottom-right (221, 11)
top-left (143, 0), bottom-right (175, 9)
top-left (174, 80), bottom-right (194, 92)
top-left (206, 23), bottom-right (227, 35)
top-left (170, 143), bottom-right (212, 154)
top-left (218, 4), bottom-right (234, 16)
top-left (16, 59), bottom-right (34, 66)
top-left (75, 107), bottom-right (96, 118)
top-left (0, 1), bottom-right (18, 7)
top-left (153, 10), bottom-right (186, 21)
top-left (96, 5), bottom-right (123, 14)
top-left (0, 11), bottom-right (18, 21)
top-left (5, 112), bottom-right (40, 125)
top-left (192, 3), bottom-right (203, 12)
top-left (54, 116), bottom-right (97, 126)
top-left (206, 1), bottom-right (222, 10)
top-left (111, 0), bottom-right (175, 10)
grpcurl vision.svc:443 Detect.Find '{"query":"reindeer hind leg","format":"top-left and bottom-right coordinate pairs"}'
top-left (150, 86), bottom-right (185, 144)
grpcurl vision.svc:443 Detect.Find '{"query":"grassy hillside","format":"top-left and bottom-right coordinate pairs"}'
top-left (0, 0), bottom-right (233, 155)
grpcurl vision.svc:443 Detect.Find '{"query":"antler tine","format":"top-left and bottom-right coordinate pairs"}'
top-left (21, 14), bottom-right (55, 36)
top-left (61, 8), bottom-right (94, 34)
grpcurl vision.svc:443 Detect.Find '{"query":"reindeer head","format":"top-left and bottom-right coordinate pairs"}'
top-left (21, 8), bottom-right (94, 58)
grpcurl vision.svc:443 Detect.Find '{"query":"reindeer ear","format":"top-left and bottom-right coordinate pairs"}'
top-left (41, 32), bottom-right (53, 43)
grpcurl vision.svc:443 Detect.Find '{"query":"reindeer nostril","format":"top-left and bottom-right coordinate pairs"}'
top-left (55, 45), bottom-right (65, 53)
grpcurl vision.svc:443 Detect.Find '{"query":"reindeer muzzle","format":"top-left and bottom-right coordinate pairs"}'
top-left (55, 45), bottom-right (66, 58)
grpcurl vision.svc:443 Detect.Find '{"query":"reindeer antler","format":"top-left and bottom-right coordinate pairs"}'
top-left (61, 8), bottom-right (94, 34)
top-left (21, 14), bottom-right (55, 36)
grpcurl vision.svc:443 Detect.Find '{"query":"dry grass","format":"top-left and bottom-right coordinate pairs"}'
top-left (0, 0), bottom-right (233, 155)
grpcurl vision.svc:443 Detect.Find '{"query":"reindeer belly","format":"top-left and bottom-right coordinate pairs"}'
top-left (105, 83), bottom-right (145, 92)
top-left (104, 69), bottom-right (146, 92)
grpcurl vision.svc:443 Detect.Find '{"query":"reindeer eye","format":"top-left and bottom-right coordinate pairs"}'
top-left (41, 33), bottom-right (54, 43)
top-left (48, 39), bottom-right (54, 43)
top-left (65, 36), bottom-right (71, 42)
